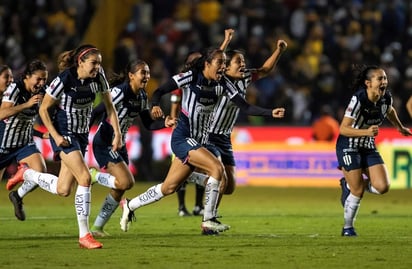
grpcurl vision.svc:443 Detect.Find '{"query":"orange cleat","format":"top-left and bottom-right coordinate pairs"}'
top-left (79, 233), bottom-right (103, 249)
top-left (6, 163), bottom-right (29, 191)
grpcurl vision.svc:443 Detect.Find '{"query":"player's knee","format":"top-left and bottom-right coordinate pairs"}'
top-left (116, 179), bottom-right (135, 191)
top-left (58, 190), bottom-right (71, 197)
top-left (377, 184), bottom-right (390, 194)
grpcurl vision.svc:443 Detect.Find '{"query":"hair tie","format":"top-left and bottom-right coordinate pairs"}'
top-left (77, 47), bottom-right (97, 63)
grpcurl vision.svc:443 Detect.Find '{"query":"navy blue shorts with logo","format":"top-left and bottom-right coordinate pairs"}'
top-left (50, 133), bottom-right (88, 161)
top-left (93, 131), bottom-right (128, 169)
top-left (336, 146), bottom-right (384, 171)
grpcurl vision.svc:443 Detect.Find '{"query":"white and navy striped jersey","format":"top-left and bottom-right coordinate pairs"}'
top-left (209, 71), bottom-right (253, 135)
top-left (99, 81), bottom-right (149, 144)
top-left (46, 67), bottom-right (109, 134)
top-left (172, 70), bottom-right (238, 144)
top-left (0, 80), bottom-right (40, 149)
top-left (336, 88), bottom-right (392, 149)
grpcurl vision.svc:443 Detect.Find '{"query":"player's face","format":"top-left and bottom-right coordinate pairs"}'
top-left (366, 69), bottom-right (388, 102)
top-left (129, 64), bottom-right (150, 92)
top-left (25, 70), bottom-right (48, 94)
top-left (0, 68), bottom-right (13, 93)
top-left (204, 52), bottom-right (226, 81)
top-left (225, 53), bottom-right (246, 79)
top-left (78, 53), bottom-right (102, 79)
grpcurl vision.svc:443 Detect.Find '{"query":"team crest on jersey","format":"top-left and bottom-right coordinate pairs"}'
top-left (381, 104), bottom-right (387, 114)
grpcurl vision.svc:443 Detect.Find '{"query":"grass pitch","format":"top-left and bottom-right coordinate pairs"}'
top-left (1, 181), bottom-right (412, 269)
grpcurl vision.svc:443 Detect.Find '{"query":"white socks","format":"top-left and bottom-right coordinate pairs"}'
top-left (343, 193), bottom-right (360, 228)
top-left (92, 170), bottom-right (116, 189)
top-left (23, 168), bottom-right (58, 194)
top-left (93, 194), bottom-right (119, 228)
top-left (17, 180), bottom-right (38, 198)
top-left (187, 172), bottom-right (208, 187)
top-left (75, 185), bottom-right (91, 238)
top-left (128, 184), bottom-right (164, 211)
top-left (203, 176), bottom-right (220, 221)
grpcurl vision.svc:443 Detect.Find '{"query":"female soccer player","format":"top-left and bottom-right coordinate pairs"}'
top-left (120, 47), bottom-right (285, 235)
top-left (89, 59), bottom-right (175, 237)
top-left (336, 65), bottom-right (411, 236)
top-left (1, 60), bottom-right (47, 221)
top-left (185, 40), bottom-right (287, 220)
top-left (174, 29), bottom-right (234, 217)
top-left (7, 45), bottom-right (122, 249)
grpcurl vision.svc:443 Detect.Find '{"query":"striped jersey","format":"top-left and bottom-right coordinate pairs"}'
top-left (98, 81), bottom-right (149, 144)
top-left (46, 67), bottom-right (109, 134)
top-left (172, 70), bottom-right (238, 144)
top-left (336, 88), bottom-right (392, 149)
top-left (208, 71), bottom-right (253, 135)
top-left (0, 80), bottom-right (40, 149)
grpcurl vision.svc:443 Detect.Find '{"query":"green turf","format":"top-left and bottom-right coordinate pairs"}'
top-left (1, 181), bottom-right (412, 269)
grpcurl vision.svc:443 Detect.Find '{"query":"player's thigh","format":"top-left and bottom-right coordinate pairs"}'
top-left (20, 153), bottom-right (46, 172)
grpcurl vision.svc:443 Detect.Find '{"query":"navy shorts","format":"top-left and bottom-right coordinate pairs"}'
top-left (208, 133), bottom-right (235, 166)
top-left (171, 127), bottom-right (220, 164)
top-left (93, 131), bottom-right (128, 168)
top-left (50, 133), bottom-right (88, 161)
top-left (0, 142), bottom-right (40, 169)
top-left (336, 146), bottom-right (384, 171)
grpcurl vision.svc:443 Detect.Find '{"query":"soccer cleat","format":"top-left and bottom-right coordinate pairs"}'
top-left (201, 217), bottom-right (230, 233)
top-left (79, 233), bottom-right (103, 249)
top-left (119, 199), bottom-right (136, 232)
top-left (341, 227), bottom-right (357, 237)
top-left (201, 228), bottom-right (220, 235)
top-left (90, 226), bottom-right (110, 237)
top-left (6, 163), bottom-right (29, 191)
top-left (340, 177), bottom-right (350, 207)
top-left (89, 167), bottom-right (98, 185)
top-left (178, 207), bottom-right (191, 217)
top-left (8, 191), bottom-right (26, 221)
top-left (192, 205), bottom-right (204, 216)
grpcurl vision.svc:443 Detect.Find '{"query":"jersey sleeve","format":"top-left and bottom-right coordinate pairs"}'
top-left (46, 76), bottom-right (64, 100)
top-left (110, 86), bottom-right (123, 107)
top-left (344, 95), bottom-right (360, 119)
top-left (1, 83), bottom-right (19, 104)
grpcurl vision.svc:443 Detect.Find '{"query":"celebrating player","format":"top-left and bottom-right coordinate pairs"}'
top-left (336, 65), bottom-right (411, 236)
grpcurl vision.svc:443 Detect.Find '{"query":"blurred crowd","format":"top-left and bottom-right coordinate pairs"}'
top-left (2, 0), bottom-right (412, 125)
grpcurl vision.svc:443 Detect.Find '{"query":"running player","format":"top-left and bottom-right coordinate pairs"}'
top-left (336, 65), bottom-right (411, 236)
top-left (1, 60), bottom-right (47, 221)
top-left (7, 45), bottom-right (122, 249)
top-left (119, 47), bottom-right (285, 235)
top-left (89, 59), bottom-right (175, 237)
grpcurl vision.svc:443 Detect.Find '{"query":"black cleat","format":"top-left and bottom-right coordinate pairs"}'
top-left (9, 191), bottom-right (26, 221)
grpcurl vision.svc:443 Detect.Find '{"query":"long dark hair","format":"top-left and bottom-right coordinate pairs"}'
top-left (189, 47), bottom-right (224, 73)
top-left (350, 64), bottom-right (380, 92)
top-left (108, 59), bottom-right (148, 87)
top-left (22, 59), bottom-right (47, 80)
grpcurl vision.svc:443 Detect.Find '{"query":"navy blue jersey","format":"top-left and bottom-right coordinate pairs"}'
top-left (336, 88), bottom-right (392, 149)
top-left (172, 70), bottom-right (238, 144)
top-left (0, 79), bottom-right (40, 150)
top-left (209, 71), bottom-right (252, 135)
top-left (97, 81), bottom-right (149, 144)
top-left (46, 66), bottom-right (109, 135)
